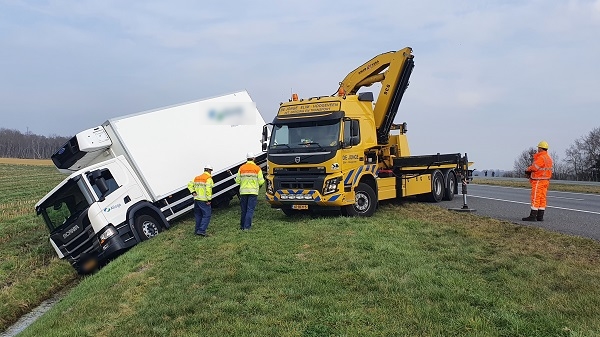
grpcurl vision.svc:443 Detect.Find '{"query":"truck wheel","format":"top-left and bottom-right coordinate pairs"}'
top-left (343, 183), bottom-right (377, 217)
top-left (442, 170), bottom-right (456, 201)
top-left (428, 170), bottom-right (444, 202)
top-left (135, 214), bottom-right (162, 241)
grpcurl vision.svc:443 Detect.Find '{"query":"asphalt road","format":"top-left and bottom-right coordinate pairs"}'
top-left (436, 184), bottom-right (600, 241)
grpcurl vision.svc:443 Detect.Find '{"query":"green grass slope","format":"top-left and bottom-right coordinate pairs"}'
top-left (18, 196), bottom-right (600, 337)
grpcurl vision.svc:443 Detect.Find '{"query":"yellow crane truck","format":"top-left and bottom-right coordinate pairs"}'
top-left (261, 47), bottom-right (472, 216)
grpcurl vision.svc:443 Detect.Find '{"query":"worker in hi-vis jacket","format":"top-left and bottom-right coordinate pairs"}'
top-left (522, 141), bottom-right (553, 222)
top-left (235, 152), bottom-right (265, 230)
top-left (188, 164), bottom-right (214, 236)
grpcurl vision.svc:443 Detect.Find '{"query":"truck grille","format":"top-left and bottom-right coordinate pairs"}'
top-left (280, 181), bottom-right (315, 189)
top-left (274, 175), bottom-right (325, 191)
top-left (273, 167), bottom-right (326, 175)
top-left (56, 214), bottom-right (99, 262)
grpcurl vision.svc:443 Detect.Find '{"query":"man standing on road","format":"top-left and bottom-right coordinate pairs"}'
top-left (522, 141), bottom-right (553, 222)
top-left (188, 164), bottom-right (214, 236)
top-left (235, 152), bottom-right (265, 230)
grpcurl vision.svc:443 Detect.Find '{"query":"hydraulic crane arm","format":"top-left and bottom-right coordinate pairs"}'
top-left (336, 47), bottom-right (414, 144)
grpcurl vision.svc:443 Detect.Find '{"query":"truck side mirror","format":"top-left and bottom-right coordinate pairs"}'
top-left (261, 124), bottom-right (270, 151)
top-left (262, 125), bottom-right (268, 142)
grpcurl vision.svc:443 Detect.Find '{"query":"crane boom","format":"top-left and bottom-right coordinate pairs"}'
top-left (337, 47), bottom-right (414, 144)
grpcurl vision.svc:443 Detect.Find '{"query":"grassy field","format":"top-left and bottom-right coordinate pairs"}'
top-left (0, 163), bottom-right (78, 331)
top-left (2, 163), bottom-right (600, 336)
top-left (0, 157), bottom-right (54, 166)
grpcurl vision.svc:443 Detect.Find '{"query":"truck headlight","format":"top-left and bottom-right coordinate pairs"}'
top-left (99, 225), bottom-right (117, 245)
top-left (323, 178), bottom-right (340, 195)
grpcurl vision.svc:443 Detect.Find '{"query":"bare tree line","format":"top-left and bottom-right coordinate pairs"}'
top-left (0, 128), bottom-right (71, 159)
top-left (2, 125), bottom-right (599, 182)
top-left (510, 127), bottom-right (600, 181)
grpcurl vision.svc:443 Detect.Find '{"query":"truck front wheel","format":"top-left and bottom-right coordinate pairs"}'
top-left (135, 214), bottom-right (162, 241)
top-left (343, 183), bottom-right (377, 217)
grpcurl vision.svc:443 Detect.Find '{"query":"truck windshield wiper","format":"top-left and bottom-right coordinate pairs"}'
top-left (298, 142), bottom-right (324, 150)
top-left (272, 144), bottom-right (291, 149)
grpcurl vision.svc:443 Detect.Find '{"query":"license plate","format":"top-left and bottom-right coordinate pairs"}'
top-left (292, 204), bottom-right (308, 210)
top-left (83, 259), bottom-right (98, 272)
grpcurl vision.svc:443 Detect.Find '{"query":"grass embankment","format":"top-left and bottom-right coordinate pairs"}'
top-left (2, 164), bottom-right (600, 336)
top-left (18, 188), bottom-right (600, 335)
top-left (473, 178), bottom-right (600, 194)
top-left (0, 163), bottom-right (78, 331)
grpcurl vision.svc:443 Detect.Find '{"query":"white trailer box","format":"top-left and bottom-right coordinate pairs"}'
top-left (36, 90), bottom-right (266, 274)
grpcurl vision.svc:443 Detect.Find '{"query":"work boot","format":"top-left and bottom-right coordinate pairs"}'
top-left (536, 210), bottom-right (545, 221)
top-left (522, 209), bottom-right (538, 221)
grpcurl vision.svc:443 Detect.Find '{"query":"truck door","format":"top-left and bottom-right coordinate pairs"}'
top-left (86, 163), bottom-right (129, 228)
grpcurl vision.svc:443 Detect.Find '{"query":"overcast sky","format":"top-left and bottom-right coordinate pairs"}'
top-left (1, 1), bottom-right (599, 170)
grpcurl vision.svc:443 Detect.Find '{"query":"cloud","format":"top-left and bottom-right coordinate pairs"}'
top-left (0, 0), bottom-right (599, 170)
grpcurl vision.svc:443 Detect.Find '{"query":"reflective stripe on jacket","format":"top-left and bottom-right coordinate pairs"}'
top-left (188, 172), bottom-right (214, 201)
top-left (235, 161), bottom-right (265, 195)
top-left (528, 151), bottom-right (553, 180)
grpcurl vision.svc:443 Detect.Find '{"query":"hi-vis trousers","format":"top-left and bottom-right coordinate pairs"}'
top-left (530, 179), bottom-right (550, 210)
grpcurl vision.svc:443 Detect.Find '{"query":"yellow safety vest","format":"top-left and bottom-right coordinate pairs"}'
top-left (235, 161), bottom-right (264, 195)
top-left (188, 172), bottom-right (214, 201)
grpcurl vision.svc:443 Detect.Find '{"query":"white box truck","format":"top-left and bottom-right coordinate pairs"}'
top-left (35, 90), bottom-right (267, 274)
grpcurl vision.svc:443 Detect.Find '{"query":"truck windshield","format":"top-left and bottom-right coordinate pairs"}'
top-left (36, 176), bottom-right (94, 233)
top-left (270, 120), bottom-right (341, 151)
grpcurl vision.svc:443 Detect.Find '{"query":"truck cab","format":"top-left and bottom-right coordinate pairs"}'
top-left (264, 94), bottom-right (381, 215)
top-left (35, 157), bottom-right (165, 274)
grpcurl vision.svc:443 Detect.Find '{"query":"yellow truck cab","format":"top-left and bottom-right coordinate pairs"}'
top-left (262, 47), bottom-right (471, 216)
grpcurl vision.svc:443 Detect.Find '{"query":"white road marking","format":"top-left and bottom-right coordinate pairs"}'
top-left (470, 195), bottom-right (600, 215)
top-left (549, 196), bottom-right (585, 201)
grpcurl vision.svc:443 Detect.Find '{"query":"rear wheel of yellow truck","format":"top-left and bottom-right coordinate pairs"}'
top-left (427, 169), bottom-right (445, 202)
top-left (442, 169), bottom-right (456, 201)
top-left (343, 183), bottom-right (377, 217)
